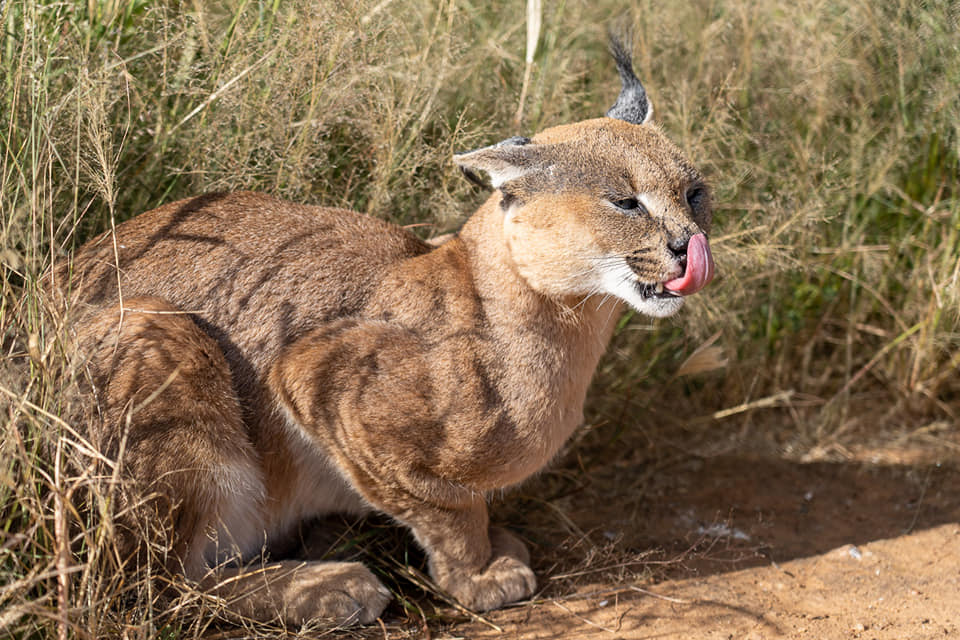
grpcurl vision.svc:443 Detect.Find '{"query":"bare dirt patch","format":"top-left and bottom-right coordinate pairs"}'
top-left (456, 524), bottom-right (959, 639)
top-left (438, 448), bottom-right (960, 639)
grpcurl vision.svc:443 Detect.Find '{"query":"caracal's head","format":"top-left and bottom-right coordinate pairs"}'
top-left (455, 37), bottom-right (714, 318)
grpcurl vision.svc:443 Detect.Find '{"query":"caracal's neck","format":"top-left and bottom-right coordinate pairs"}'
top-left (451, 194), bottom-right (623, 477)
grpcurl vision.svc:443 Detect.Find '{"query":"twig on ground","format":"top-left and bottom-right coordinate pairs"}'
top-left (551, 599), bottom-right (618, 634)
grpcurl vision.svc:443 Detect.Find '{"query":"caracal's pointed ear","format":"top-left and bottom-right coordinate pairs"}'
top-left (453, 136), bottom-right (537, 190)
top-left (606, 25), bottom-right (653, 125)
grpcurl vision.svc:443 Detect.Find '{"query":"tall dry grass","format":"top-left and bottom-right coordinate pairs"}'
top-left (1, 0), bottom-right (958, 637)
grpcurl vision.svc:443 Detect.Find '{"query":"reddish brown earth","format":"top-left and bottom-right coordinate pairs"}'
top-left (453, 524), bottom-right (959, 639)
top-left (437, 449), bottom-right (960, 639)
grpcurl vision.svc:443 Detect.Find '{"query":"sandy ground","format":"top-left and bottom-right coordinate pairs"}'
top-left (433, 449), bottom-right (960, 640)
top-left (452, 524), bottom-right (959, 639)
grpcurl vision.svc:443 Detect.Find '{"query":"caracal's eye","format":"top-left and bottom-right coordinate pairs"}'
top-left (686, 184), bottom-right (707, 210)
top-left (611, 197), bottom-right (648, 216)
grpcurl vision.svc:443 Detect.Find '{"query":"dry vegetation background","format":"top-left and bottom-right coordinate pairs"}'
top-left (1, 0), bottom-right (958, 637)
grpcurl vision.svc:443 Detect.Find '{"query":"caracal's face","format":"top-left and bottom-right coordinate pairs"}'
top-left (457, 118), bottom-right (714, 318)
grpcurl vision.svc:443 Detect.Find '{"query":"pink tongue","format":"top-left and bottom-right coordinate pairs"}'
top-left (664, 233), bottom-right (715, 296)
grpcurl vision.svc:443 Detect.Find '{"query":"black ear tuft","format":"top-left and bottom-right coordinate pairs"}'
top-left (605, 26), bottom-right (652, 125)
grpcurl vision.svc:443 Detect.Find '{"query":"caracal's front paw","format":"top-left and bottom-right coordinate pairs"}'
top-left (437, 527), bottom-right (536, 611)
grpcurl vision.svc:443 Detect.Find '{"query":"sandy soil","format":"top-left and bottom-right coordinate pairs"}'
top-left (434, 450), bottom-right (960, 639)
top-left (452, 524), bottom-right (959, 639)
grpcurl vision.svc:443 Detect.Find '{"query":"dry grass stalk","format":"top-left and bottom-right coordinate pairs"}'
top-left (514, 0), bottom-right (542, 127)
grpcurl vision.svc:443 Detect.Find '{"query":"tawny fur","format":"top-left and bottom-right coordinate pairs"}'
top-left (56, 107), bottom-right (712, 624)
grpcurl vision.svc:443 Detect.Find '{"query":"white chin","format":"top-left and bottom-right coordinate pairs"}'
top-left (599, 261), bottom-right (686, 318)
top-left (632, 295), bottom-right (685, 318)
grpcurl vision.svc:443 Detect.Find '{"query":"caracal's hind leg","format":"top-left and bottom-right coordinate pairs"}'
top-left (77, 297), bottom-right (391, 626)
top-left (77, 296), bottom-right (266, 578)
